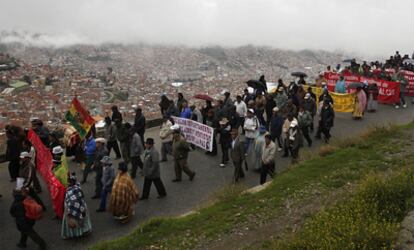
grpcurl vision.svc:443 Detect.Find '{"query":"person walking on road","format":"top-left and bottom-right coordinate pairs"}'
top-left (217, 118), bottom-right (232, 168)
top-left (269, 107), bottom-right (284, 151)
top-left (288, 120), bottom-right (302, 163)
top-left (130, 128), bottom-right (144, 179)
top-left (18, 152), bottom-right (46, 211)
top-left (320, 100), bottom-right (335, 143)
top-left (96, 156), bottom-right (115, 212)
top-left (6, 128), bottom-right (21, 182)
top-left (260, 134), bottom-right (276, 185)
top-left (62, 172), bottom-right (92, 239)
top-left (133, 107), bottom-right (146, 146)
top-left (140, 138), bottom-right (167, 200)
top-left (116, 121), bottom-right (132, 168)
top-left (159, 115), bottom-right (173, 162)
top-left (171, 125), bottom-right (196, 182)
top-left (243, 109), bottom-right (259, 154)
top-left (104, 116), bottom-right (121, 159)
top-left (298, 106), bottom-right (313, 147)
top-left (81, 132), bottom-right (96, 184)
top-left (10, 187), bottom-right (46, 249)
top-left (91, 138), bottom-right (108, 199)
top-left (230, 129), bottom-right (245, 183)
top-left (110, 162), bottom-right (139, 224)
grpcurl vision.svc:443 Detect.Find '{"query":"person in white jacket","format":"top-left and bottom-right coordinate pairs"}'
top-left (159, 115), bottom-right (173, 162)
top-left (260, 134), bottom-right (276, 184)
top-left (234, 95), bottom-right (247, 132)
top-left (243, 109), bottom-right (259, 154)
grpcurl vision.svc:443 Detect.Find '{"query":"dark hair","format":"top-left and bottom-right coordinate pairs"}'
top-left (265, 134), bottom-right (272, 140)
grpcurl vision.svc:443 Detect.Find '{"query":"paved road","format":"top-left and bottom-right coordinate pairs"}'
top-left (0, 103), bottom-right (413, 250)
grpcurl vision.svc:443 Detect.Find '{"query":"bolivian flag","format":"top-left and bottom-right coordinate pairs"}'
top-left (65, 97), bottom-right (95, 138)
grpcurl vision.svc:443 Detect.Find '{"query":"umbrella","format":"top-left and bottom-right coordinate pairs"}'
top-left (348, 82), bottom-right (364, 89)
top-left (246, 79), bottom-right (266, 90)
top-left (194, 94), bottom-right (214, 102)
top-left (342, 59), bottom-right (355, 63)
top-left (291, 72), bottom-right (307, 78)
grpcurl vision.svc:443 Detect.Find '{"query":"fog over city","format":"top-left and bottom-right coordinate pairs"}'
top-left (1, 0), bottom-right (413, 58)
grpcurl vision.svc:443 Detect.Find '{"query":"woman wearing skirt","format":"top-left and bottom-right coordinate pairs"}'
top-left (62, 172), bottom-right (92, 239)
top-left (367, 84), bottom-right (379, 112)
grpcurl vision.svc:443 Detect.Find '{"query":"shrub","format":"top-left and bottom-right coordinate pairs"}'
top-left (274, 170), bottom-right (414, 250)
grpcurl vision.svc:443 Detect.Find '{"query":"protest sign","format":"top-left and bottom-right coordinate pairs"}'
top-left (172, 117), bottom-right (214, 151)
top-left (307, 86), bottom-right (355, 113)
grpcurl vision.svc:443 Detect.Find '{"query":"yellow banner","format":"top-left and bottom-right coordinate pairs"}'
top-left (307, 86), bottom-right (355, 113)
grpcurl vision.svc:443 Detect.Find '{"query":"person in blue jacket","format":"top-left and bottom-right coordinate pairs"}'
top-left (335, 76), bottom-right (347, 93)
top-left (180, 101), bottom-right (192, 119)
top-left (81, 132), bottom-right (96, 184)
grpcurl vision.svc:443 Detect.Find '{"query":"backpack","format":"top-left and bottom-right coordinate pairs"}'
top-left (23, 197), bottom-right (43, 220)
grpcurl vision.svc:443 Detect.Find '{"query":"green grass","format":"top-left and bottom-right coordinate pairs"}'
top-left (91, 124), bottom-right (414, 250)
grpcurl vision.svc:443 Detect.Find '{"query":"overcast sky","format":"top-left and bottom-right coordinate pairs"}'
top-left (0, 0), bottom-right (413, 58)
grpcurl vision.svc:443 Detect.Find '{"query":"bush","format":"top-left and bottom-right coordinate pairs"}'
top-left (274, 170), bottom-right (414, 250)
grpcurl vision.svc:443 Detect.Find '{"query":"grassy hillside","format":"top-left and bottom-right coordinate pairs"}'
top-left (92, 123), bottom-right (414, 250)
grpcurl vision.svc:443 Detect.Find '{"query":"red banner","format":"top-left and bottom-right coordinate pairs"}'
top-left (324, 72), bottom-right (400, 104)
top-left (28, 129), bottom-right (66, 218)
top-left (401, 70), bottom-right (414, 96)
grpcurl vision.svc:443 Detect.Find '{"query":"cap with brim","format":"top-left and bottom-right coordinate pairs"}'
top-left (100, 156), bottom-right (112, 164)
top-left (170, 124), bottom-right (180, 131)
top-left (95, 138), bottom-right (107, 144)
top-left (247, 108), bottom-right (254, 113)
top-left (272, 107), bottom-right (279, 112)
top-left (20, 151), bottom-right (31, 159)
top-left (305, 93), bottom-right (311, 99)
top-left (52, 146), bottom-right (64, 155)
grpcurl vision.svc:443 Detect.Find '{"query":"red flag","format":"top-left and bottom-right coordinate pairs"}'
top-left (28, 129), bottom-right (66, 218)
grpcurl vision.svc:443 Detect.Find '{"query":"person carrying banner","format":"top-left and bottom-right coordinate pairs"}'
top-left (171, 125), bottom-right (196, 182)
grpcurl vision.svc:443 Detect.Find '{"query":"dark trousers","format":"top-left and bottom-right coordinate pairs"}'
top-left (82, 155), bottom-right (95, 183)
top-left (130, 156), bottom-right (143, 178)
top-left (174, 159), bottom-right (194, 180)
top-left (210, 136), bottom-right (217, 155)
top-left (138, 132), bottom-right (145, 147)
top-left (260, 162), bottom-right (275, 185)
top-left (399, 92), bottom-right (406, 106)
top-left (107, 140), bottom-right (121, 158)
top-left (32, 172), bottom-right (42, 193)
top-left (316, 121), bottom-right (322, 138)
top-left (310, 116), bottom-right (315, 132)
top-left (28, 187), bottom-right (46, 210)
top-left (289, 146), bottom-right (299, 159)
top-left (271, 134), bottom-right (283, 148)
top-left (233, 161), bottom-right (245, 182)
top-left (141, 178), bottom-right (167, 198)
top-left (239, 117), bottom-right (245, 133)
top-left (19, 228), bottom-right (46, 249)
top-left (322, 127), bottom-right (331, 142)
top-left (221, 143), bottom-right (230, 164)
top-left (256, 109), bottom-right (266, 126)
top-left (95, 168), bottom-right (103, 197)
top-left (99, 189), bottom-right (109, 210)
top-left (301, 126), bottom-right (312, 146)
top-left (8, 160), bottom-right (19, 180)
top-left (161, 141), bottom-right (172, 160)
top-left (283, 138), bottom-right (290, 156)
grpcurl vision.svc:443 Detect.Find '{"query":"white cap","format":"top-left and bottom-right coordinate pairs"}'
top-left (247, 108), bottom-right (255, 113)
top-left (16, 177), bottom-right (25, 191)
top-left (52, 146), bottom-right (64, 155)
top-left (247, 87), bottom-right (254, 94)
top-left (20, 151), bottom-right (31, 159)
top-left (305, 93), bottom-right (311, 99)
top-left (170, 124), bottom-right (180, 131)
top-left (272, 107), bottom-right (279, 112)
top-left (95, 137), bottom-right (107, 144)
top-left (290, 120), bottom-right (298, 127)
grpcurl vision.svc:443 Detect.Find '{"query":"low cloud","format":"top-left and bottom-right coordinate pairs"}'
top-left (0, 0), bottom-right (413, 58)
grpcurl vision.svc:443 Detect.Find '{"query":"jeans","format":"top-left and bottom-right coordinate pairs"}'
top-left (161, 141), bottom-right (172, 160)
top-left (99, 189), bottom-right (109, 210)
top-left (220, 143), bottom-right (230, 164)
top-left (399, 92), bottom-right (406, 106)
top-left (244, 137), bottom-right (255, 153)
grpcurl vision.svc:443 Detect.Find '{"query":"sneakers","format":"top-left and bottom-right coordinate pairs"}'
top-left (220, 163), bottom-right (226, 168)
top-left (277, 147), bottom-right (283, 152)
top-left (395, 105), bottom-right (400, 109)
top-left (403, 104), bottom-right (407, 108)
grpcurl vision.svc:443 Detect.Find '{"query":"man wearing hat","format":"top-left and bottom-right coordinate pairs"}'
top-left (217, 117), bottom-right (232, 167)
top-left (18, 151), bottom-right (46, 211)
top-left (140, 138), bottom-right (167, 200)
top-left (90, 138), bottom-right (108, 199)
top-left (96, 156), bottom-right (115, 212)
top-left (171, 125), bottom-right (196, 182)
